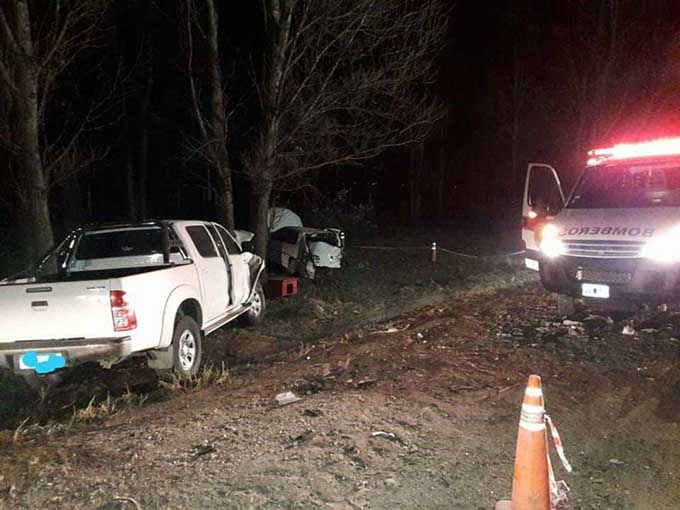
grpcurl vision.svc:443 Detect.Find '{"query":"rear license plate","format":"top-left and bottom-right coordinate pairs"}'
top-left (582, 283), bottom-right (610, 299)
top-left (19, 351), bottom-right (66, 374)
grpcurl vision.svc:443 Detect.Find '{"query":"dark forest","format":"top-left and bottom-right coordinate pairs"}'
top-left (1, 0), bottom-right (679, 270)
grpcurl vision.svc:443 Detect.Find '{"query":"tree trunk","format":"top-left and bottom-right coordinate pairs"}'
top-left (14, 0), bottom-right (54, 258)
top-left (245, 0), bottom-right (292, 257)
top-left (251, 181), bottom-right (272, 258)
top-left (205, 0), bottom-right (234, 230)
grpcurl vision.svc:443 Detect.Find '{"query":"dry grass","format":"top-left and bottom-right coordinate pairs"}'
top-left (2, 364), bottom-right (230, 445)
top-left (158, 363), bottom-right (230, 391)
top-left (72, 387), bottom-right (148, 424)
top-left (1, 386), bottom-right (150, 446)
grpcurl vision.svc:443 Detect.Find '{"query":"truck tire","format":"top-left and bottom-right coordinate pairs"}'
top-left (557, 294), bottom-right (576, 316)
top-left (171, 316), bottom-right (203, 378)
top-left (243, 285), bottom-right (266, 326)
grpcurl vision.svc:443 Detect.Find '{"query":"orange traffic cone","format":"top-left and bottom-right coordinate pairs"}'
top-left (496, 374), bottom-right (550, 510)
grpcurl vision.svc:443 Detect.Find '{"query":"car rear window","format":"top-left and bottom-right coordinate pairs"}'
top-left (74, 228), bottom-right (163, 260)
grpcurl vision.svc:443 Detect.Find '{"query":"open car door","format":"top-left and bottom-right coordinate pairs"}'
top-left (522, 163), bottom-right (565, 270)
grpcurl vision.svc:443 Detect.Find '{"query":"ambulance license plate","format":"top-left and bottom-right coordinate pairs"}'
top-left (582, 283), bottom-right (609, 299)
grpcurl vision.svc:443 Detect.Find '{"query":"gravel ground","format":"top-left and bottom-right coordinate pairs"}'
top-left (2, 277), bottom-right (680, 510)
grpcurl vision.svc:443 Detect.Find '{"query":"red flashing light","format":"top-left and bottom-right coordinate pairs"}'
top-left (587, 137), bottom-right (680, 165)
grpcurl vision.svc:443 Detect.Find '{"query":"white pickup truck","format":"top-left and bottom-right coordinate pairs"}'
top-left (0, 220), bottom-right (265, 381)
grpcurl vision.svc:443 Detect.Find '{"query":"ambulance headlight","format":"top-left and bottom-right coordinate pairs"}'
top-left (641, 226), bottom-right (680, 263)
top-left (539, 224), bottom-right (565, 259)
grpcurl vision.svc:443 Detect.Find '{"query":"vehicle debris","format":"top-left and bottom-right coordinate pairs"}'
top-left (191, 443), bottom-right (217, 457)
top-left (302, 409), bottom-right (323, 418)
top-left (288, 430), bottom-right (314, 448)
top-left (370, 431), bottom-right (405, 445)
top-left (275, 391), bottom-right (302, 406)
top-left (622, 325), bottom-right (636, 335)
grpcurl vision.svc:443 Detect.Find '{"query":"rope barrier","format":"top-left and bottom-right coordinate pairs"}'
top-left (353, 244), bottom-right (525, 259)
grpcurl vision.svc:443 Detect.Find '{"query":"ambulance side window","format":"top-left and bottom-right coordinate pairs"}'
top-left (529, 168), bottom-right (563, 216)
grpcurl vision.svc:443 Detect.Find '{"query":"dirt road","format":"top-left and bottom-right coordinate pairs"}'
top-left (2, 277), bottom-right (679, 510)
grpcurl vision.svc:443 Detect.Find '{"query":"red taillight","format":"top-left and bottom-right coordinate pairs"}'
top-left (110, 290), bottom-right (137, 331)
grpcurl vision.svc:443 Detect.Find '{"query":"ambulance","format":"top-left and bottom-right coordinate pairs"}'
top-left (522, 138), bottom-right (680, 313)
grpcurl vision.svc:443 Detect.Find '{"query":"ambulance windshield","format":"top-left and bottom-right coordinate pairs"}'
top-left (568, 162), bottom-right (680, 209)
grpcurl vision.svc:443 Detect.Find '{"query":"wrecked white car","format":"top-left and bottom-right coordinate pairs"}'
top-left (267, 208), bottom-right (344, 278)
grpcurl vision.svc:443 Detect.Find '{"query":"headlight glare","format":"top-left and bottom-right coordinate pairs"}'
top-left (641, 226), bottom-right (680, 263)
top-left (539, 224), bottom-right (565, 258)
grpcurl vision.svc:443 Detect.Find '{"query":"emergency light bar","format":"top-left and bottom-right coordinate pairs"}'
top-left (587, 137), bottom-right (680, 166)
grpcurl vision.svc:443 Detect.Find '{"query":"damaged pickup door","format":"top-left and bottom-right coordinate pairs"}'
top-left (0, 220), bottom-right (265, 387)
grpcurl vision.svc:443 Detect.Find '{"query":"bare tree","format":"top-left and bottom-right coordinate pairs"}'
top-left (0, 0), bottom-right (110, 259)
top-left (248, 0), bottom-right (448, 256)
top-left (181, 0), bottom-right (236, 230)
top-left (119, 0), bottom-right (155, 222)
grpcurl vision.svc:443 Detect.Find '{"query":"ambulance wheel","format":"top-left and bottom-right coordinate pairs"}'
top-left (557, 294), bottom-right (576, 316)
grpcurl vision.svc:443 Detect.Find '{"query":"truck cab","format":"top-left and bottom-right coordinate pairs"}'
top-left (523, 138), bottom-right (680, 312)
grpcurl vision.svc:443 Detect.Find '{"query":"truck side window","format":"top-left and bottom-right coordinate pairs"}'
top-left (186, 226), bottom-right (219, 258)
top-left (206, 225), bottom-right (228, 261)
top-left (215, 225), bottom-right (242, 255)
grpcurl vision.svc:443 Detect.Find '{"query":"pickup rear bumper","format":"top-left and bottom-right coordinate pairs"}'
top-left (0, 336), bottom-right (133, 373)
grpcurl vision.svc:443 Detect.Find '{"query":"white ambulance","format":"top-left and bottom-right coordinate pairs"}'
top-left (522, 138), bottom-right (680, 313)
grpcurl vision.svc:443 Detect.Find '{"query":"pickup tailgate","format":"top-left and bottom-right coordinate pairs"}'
top-left (0, 281), bottom-right (114, 342)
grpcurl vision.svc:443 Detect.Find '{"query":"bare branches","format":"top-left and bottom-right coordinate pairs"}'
top-left (252, 0), bottom-right (448, 188)
top-left (179, 0), bottom-right (237, 228)
top-left (0, 0), bottom-right (113, 255)
top-left (185, 0), bottom-right (208, 139)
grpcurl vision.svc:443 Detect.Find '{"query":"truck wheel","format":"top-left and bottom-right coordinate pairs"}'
top-left (172, 316), bottom-right (203, 378)
top-left (557, 294), bottom-right (576, 316)
top-left (244, 285), bottom-right (266, 326)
